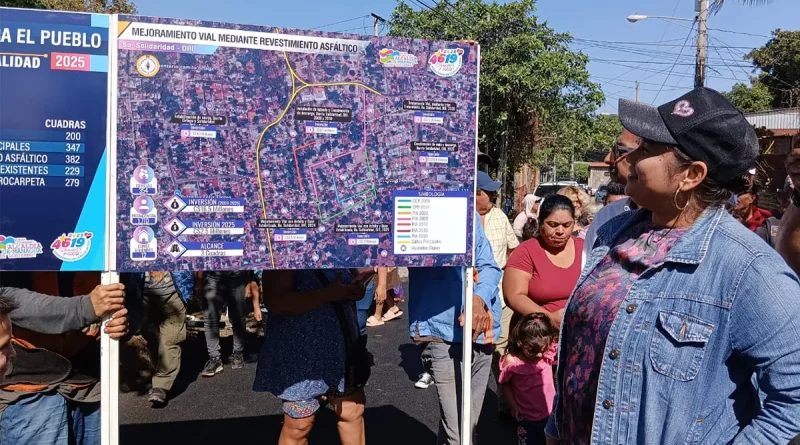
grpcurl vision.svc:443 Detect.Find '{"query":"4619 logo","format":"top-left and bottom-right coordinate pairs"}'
top-left (51, 232), bottom-right (93, 262)
top-left (428, 48), bottom-right (464, 77)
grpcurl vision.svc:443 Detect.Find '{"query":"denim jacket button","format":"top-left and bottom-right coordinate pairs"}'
top-left (603, 399), bottom-right (613, 409)
top-left (626, 304), bottom-right (637, 313)
top-left (609, 349), bottom-right (620, 359)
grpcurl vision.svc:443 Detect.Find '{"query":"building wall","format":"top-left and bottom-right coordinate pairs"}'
top-left (589, 167), bottom-right (611, 190)
top-left (745, 108), bottom-right (800, 130)
top-left (513, 165), bottom-right (540, 211)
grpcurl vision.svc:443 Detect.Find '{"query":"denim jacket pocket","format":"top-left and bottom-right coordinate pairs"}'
top-left (650, 311), bottom-right (714, 382)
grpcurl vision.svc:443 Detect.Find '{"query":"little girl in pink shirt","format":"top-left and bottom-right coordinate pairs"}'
top-left (499, 313), bottom-right (558, 445)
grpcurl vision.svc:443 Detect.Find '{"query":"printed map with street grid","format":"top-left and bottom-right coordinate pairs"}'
top-left (115, 15), bottom-right (478, 271)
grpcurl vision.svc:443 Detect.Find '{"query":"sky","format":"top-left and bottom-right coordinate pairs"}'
top-left (130, 0), bottom-right (798, 113)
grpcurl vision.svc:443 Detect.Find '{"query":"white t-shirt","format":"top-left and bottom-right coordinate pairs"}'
top-left (581, 198), bottom-right (633, 270)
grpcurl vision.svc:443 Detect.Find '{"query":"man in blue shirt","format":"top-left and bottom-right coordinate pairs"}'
top-left (408, 212), bottom-right (502, 445)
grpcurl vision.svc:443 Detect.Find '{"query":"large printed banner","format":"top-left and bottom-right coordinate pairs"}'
top-left (0, 8), bottom-right (109, 271)
top-left (115, 16), bottom-right (479, 271)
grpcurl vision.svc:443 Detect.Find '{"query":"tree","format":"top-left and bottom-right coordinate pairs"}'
top-left (389, 0), bottom-right (603, 178)
top-left (711, 0), bottom-right (774, 13)
top-left (573, 162), bottom-right (589, 184)
top-left (746, 29), bottom-right (800, 108)
top-left (723, 80), bottom-right (774, 112)
top-left (0, 0), bottom-right (137, 13)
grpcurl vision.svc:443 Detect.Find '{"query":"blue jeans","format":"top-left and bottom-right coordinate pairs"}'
top-left (356, 280), bottom-right (375, 336)
top-left (0, 392), bottom-right (100, 445)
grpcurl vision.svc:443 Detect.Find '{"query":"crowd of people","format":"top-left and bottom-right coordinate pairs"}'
top-left (2, 87), bottom-right (800, 445)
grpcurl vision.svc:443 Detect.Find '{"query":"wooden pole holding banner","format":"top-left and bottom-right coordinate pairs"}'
top-left (102, 14), bottom-right (120, 445)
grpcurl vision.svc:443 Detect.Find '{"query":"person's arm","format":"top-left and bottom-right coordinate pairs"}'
top-left (513, 213), bottom-right (526, 239)
top-left (499, 354), bottom-right (523, 420)
top-left (1, 283), bottom-right (126, 334)
top-left (1, 286), bottom-right (96, 333)
top-left (473, 217), bottom-right (502, 305)
top-left (778, 143), bottom-right (800, 274)
top-left (502, 267), bottom-right (562, 329)
top-left (777, 205), bottom-right (800, 274)
top-left (504, 218), bottom-right (520, 256)
top-left (251, 289), bottom-right (262, 322)
top-left (261, 270), bottom-right (364, 316)
top-left (730, 256), bottom-right (800, 444)
top-left (374, 267), bottom-right (388, 304)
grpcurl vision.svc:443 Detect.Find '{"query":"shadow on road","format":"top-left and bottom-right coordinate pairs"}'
top-left (398, 343), bottom-right (424, 382)
top-left (121, 404), bottom-right (436, 445)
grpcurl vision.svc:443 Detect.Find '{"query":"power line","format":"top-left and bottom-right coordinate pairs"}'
top-left (707, 27), bottom-right (770, 38)
top-left (590, 57), bottom-right (750, 68)
top-left (599, 0), bottom-right (684, 88)
top-left (332, 25), bottom-right (368, 34)
top-left (572, 37), bottom-right (688, 46)
top-left (709, 34), bottom-right (797, 91)
top-left (312, 15), bottom-right (370, 30)
top-left (654, 20), bottom-right (696, 104)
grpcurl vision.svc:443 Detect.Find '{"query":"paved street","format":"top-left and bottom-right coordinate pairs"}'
top-left (119, 300), bottom-right (517, 444)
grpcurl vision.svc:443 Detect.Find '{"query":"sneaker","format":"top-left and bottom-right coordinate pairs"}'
top-left (231, 352), bottom-right (245, 370)
top-left (148, 388), bottom-right (167, 407)
top-left (415, 372), bottom-right (434, 389)
top-left (201, 358), bottom-right (224, 377)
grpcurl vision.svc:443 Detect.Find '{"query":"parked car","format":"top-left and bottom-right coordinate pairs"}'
top-left (595, 184), bottom-right (609, 202)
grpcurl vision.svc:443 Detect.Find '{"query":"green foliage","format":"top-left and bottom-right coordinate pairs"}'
top-left (0, 0), bottom-right (45, 7)
top-left (0, 0), bottom-right (137, 13)
top-left (573, 162), bottom-right (589, 183)
top-left (746, 29), bottom-right (800, 108)
top-left (723, 80), bottom-right (773, 112)
top-left (388, 0), bottom-right (604, 174)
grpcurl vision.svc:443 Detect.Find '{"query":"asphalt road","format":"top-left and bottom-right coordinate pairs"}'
top-left (119, 300), bottom-right (517, 444)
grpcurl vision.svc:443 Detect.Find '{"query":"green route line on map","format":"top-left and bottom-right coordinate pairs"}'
top-left (313, 143), bottom-right (379, 222)
top-left (316, 188), bottom-right (378, 223)
top-left (254, 45), bottom-right (383, 268)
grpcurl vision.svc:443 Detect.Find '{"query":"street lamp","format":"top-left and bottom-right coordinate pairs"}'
top-left (626, 0), bottom-right (709, 89)
top-left (626, 14), bottom-right (695, 23)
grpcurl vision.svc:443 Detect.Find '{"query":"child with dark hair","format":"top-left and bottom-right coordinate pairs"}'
top-left (499, 313), bottom-right (558, 445)
top-left (521, 217), bottom-right (539, 241)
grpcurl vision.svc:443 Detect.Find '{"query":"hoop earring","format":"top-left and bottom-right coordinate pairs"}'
top-left (673, 188), bottom-right (688, 211)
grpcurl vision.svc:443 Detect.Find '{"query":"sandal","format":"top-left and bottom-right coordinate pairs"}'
top-left (366, 316), bottom-right (384, 327)
top-left (382, 307), bottom-right (403, 322)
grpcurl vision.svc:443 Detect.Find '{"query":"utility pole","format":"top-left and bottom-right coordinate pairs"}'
top-left (695, 0), bottom-right (708, 88)
top-left (371, 13), bottom-right (386, 36)
top-left (635, 81), bottom-right (640, 102)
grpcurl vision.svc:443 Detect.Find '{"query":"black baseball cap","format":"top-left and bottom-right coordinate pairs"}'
top-left (618, 87), bottom-right (759, 187)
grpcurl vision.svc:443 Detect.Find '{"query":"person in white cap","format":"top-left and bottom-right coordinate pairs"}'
top-left (512, 194), bottom-right (542, 239)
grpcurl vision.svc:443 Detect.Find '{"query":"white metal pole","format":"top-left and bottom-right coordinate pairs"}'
top-left (100, 272), bottom-right (120, 445)
top-left (461, 41), bottom-right (481, 445)
top-left (461, 267), bottom-right (474, 445)
top-left (102, 14), bottom-right (120, 445)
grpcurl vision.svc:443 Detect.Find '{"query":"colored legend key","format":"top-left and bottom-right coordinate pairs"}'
top-left (392, 190), bottom-right (469, 255)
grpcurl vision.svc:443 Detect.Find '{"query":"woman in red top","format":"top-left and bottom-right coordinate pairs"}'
top-left (504, 195), bottom-right (584, 330)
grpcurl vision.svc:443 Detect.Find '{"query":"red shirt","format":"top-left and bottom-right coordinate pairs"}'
top-left (746, 207), bottom-right (773, 232)
top-left (506, 237), bottom-right (584, 312)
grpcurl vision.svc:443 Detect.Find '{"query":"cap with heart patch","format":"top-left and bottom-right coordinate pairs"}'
top-left (619, 87), bottom-right (759, 189)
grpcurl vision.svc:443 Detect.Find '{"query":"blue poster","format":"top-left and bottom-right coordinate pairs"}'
top-left (0, 8), bottom-right (109, 271)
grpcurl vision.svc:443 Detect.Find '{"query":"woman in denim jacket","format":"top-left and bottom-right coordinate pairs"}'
top-left (546, 88), bottom-right (800, 445)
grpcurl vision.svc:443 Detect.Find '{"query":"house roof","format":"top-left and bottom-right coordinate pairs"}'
top-left (745, 108), bottom-right (800, 131)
